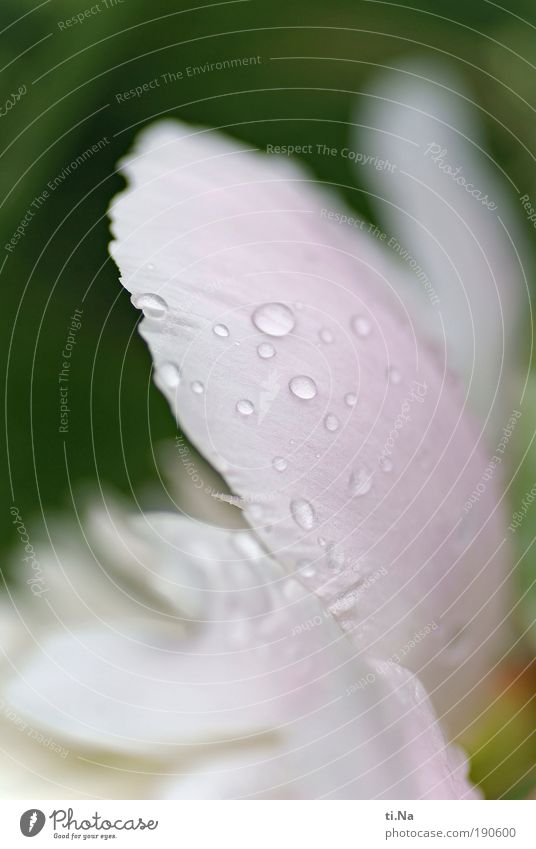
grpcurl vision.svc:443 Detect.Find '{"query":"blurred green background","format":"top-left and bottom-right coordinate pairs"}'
top-left (1, 0), bottom-right (536, 798)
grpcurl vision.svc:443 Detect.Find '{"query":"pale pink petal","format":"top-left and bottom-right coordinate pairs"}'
top-left (109, 121), bottom-right (508, 727)
top-left (355, 59), bottom-right (528, 435)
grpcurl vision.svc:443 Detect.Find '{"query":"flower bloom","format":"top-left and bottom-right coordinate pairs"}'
top-left (1, 62), bottom-right (526, 799)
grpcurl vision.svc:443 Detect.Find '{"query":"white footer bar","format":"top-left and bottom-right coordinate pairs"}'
top-left (2, 800), bottom-right (533, 847)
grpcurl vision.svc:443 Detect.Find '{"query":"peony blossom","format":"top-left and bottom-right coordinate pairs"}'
top-left (1, 63), bottom-right (526, 799)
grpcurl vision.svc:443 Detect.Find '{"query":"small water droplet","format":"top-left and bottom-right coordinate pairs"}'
top-left (147, 262), bottom-right (155, 271)
top-left (345, 392), bottom-right (357, 407)
top-left (379, 456), bottom-right (393, 472)
top-left (213, 323), bottom-right (229, 337)
top-left (351, 315), bottom-right (371, 337)
top-left (387, 366), bottom-right (402, 384)
top-left (236, 399), bottom-right (254, 416)
top-left (227, 620), bottom-right (251, 648)
top-left (297, 560), bottom-right (316, 579)
top-left (257, 342), bottom-right (276, 359)
top-left (326, 541), bottom-right (345, 572)
top-left (324, 413), bottom-right (339, 432)
top-left (289, 375), bottom-right (317, 400)
top-left (273, 456), bottom-right (288, 472)
top-left (319, 328), bottom-right (333, 344)
top-left (283, 578), bottom-right (303, 601)
top-left (290, 498), bottom-right (316, 530)
top-left (252, 303), bottom-right (295, 337)
top-left (131, 292), bottom-right (168, 318)
top-left (191, 380), bottom-right (204, 394)
top-left (318, 536), bottom-right (326, 547)
top-left (330, 591), bottom-right (357, 615)
top-left (349, 466), bottom-right (373, 497)
top-left (158, 362), bottom-right (181, 388)
top-left (249, 504), bottom-right (263, 520)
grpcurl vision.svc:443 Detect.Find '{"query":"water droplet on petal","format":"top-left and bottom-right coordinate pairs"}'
top-left (131, 292), bottom-right (168, 318)
top-left (319, 328), bottom-right (333, 344)
top-left (191, 380), bottom-right (204, 394)
top-left (330, 590), bottom-right (357, 615)
top-left (351, 315), bottom-right (371, 337)
top-left (380, 456), bottom-right (393, 472)
top-left (249, 504), bottom-right (263, 521)
top-left (297, 560), bottom-right (316, 579)
top-left (158, 362), bottom-right (181, 388)
top-left (326, 541), bottom-right (345, 572)
top-left (257, 342), bottom-right (276, 359)
top-left (282, 578), bottom-right (304, 601)
top-left (252, 303), bottom-right (295, 337)
top-left (213, 323), bottom-right (229, 337)
top-left (236, 399), bottom-right (254, 416)
top-left (291, 498), bottom-right (316, 530)
top-left (345, 392), bottom-right (357, 407)
top-left (349, 466), bottom-right (373, 497)
top-left (387, 366), bottom-right (402, 384)
top-left (273, 456), bottom-right (288, 472)
top-left (324, 413), bottom-right (339, 432)
top-left (147, 262), bottom-right (155, 271)
top-left (227, 620), bottom-right (251, 648)
top-left (289, 375), bottom-right (317, 400)
top-left (318, 536), bottom-right (326, 547)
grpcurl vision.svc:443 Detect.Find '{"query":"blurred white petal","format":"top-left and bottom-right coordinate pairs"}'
top-left (3, 509), bottom-right (475, 799)
top-left (355, 59), bottom-right (528, 435)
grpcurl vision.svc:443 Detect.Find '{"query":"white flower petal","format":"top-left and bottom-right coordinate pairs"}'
top-left (354, 59), bottom-right (528, 434)
top-left (109, 121), bottom-right (508, 725)
top-left (4, 511), bottom-right (475, 799)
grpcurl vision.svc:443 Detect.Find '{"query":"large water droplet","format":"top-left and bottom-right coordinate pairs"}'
top-left (213, 323), bottom-right (229, 337)
top-left (257, 342), bottom-right (276, 359)
top-left (273, 456), bottom-right (288, 472)
top-left (236, 399), bottom-right (254, 416)
top-left (319, 328), bottom-right (333, 344)
top-left (351, 315), bottom-right (371, 337)
top-left (345, 392), bottom-right (357, 407)
top-left (289, 375), bottom-right (317, 400)
top-left (252, 303), bottom-right (295, 337)
top-left (191, 380), bottom-right (204, 394)
top-left (349, 466), bottom-right (373, 497)
top-left (291, 498), bottom-right (316, 530)
top-left (131, 292), bottom-right (168, 318)
top-left (324, 413), bottom-right (339, 432)
top-left (158, 362), bottom-right (181, 388)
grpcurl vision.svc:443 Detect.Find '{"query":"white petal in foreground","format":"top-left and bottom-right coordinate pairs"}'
top-left (3, 511), bottom-right (475, 799)
top-left (109, 122), bottom-right (508, 727)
